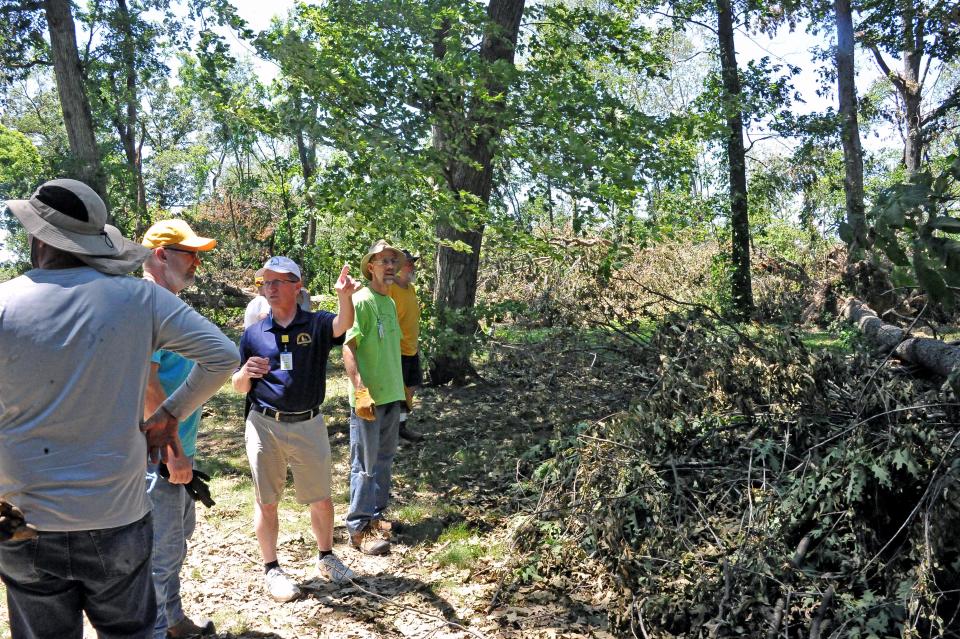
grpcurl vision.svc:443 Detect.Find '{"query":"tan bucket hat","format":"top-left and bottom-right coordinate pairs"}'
top-left (5, 179), bottom-right (149, 275)
top-left (359, 239), bottom-right (405, 279)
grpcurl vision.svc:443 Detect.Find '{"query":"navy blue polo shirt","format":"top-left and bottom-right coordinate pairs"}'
top-left (239, 307), bottom-right (345, 413)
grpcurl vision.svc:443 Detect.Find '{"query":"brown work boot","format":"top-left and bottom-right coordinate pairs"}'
top-left (371, 518), bottom-right (400, 536)
top-left (166, 616), bottom-right (215, 638)
top-left (350, 524), bottom-right (391, 556)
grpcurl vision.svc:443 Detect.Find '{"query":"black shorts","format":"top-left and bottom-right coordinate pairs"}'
top-left (401, 353), bottom-right (423, 388)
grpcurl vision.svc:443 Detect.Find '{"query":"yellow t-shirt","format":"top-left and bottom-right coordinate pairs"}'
top-left (389, 283), bottom-right (420, 356)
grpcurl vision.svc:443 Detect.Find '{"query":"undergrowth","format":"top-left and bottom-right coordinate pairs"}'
top-left (513, 314), bottom-right (960, 638)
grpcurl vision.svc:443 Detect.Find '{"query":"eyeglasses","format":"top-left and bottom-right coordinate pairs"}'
top-left (164, 247), bottom-right (200, 258)
top-left (261, 278), bottom-right (299, 288)
top-left (371, 258), bottom-right (401, 267)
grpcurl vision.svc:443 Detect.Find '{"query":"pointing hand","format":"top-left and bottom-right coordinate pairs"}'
top-left (335, 264), bottom-right (361, 297)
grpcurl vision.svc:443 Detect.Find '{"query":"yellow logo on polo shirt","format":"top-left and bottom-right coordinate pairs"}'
top-left (297, 332), bottom-right (312, 346)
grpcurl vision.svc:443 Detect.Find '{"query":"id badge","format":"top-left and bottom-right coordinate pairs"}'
top-left (280, 351), bottom-right (294, 371)
top-left (378, 319), bottom-right (384, 340)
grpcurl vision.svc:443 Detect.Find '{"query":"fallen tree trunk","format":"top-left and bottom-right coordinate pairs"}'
top-left (842, 297), bottom-right (960, 377)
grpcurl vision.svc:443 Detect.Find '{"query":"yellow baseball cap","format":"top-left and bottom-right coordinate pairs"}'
top-left (141, 219), bottom-right (216, 251)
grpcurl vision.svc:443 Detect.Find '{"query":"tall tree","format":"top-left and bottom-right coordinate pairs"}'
top-left (835, 0), bottom-right (867, 257)
top-left (254, 0), bottom-right (688, 379)
top-left (429, 0), bottom-right (525, 382)
top-left (716, 0), bottom-right (753, 317)
top-left (107, 0), bottom-right (148, 232)
top-left (43, 0), bottom-right (106, 199)
top-left (861, 0), bottom-right (960, 173)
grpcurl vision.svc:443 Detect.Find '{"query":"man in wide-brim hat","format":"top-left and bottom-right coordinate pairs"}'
top-left (0, 179), bottom-right (239, 638)
top-left (343, 239), bottom-right (407, 556)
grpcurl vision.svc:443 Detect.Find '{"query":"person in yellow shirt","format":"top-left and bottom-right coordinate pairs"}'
top-left (389, 249), bottom-right (424, 442)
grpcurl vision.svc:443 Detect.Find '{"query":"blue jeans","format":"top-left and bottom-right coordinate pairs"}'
top-left (346, 401), bottom-right (401, 535)
top-left (0, 513), bottom-right (155, 639)
top-left (146, 461), bottom-right (196, 639)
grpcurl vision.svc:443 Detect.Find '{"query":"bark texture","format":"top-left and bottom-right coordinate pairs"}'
top-left (113, 0), bottom-right (147, 233)
top-left (44, 0), bottom-right (106, 200)
top-left (842, 298), bottom-right (960, 377)
top-left (835, 0), bottom-right (867, 258)
top-left (430, 0), bottom-right (525, 384)
top-left (716, 0), bottom-right (753, 318)
top-left (868, 7), bottom-right (925, 173)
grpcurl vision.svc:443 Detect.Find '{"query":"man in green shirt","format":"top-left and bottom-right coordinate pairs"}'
top-left (343, 240), bottom-right (406, 555)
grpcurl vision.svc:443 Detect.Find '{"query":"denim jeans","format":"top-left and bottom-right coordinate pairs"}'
top-left (346, 401), bottom-right (401, 535)
top-left (0, 513), bottom-right (155, 639)
top-left (146, 460), bottom-right (196, 639)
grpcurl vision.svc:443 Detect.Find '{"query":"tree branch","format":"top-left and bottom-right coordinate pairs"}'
top-left (868, 44), bottom-right (903, 92)
top-left (5, 57), bottom-right (51, 70)
top-left (647, 8), bottom-right (718, 35)
top-left (921, 84), bottom-right (960, 132)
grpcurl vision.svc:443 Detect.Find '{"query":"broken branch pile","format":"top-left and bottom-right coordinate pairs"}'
top-left (514, 314), bottom-right (960, 638)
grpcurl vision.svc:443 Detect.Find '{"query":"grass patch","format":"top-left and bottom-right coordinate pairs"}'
top-left (491, 325), bottom-right (563, 344)
top-left (432, 522), bottom-right (486, 569)
top-left (434, 543), bottom-right (483, 569)
top-left (438, 522), bottom-right (473, 544)
top-left (394, 498), bottom-right (459, 526)
top-left (801, 328), bottom-right (856, 353)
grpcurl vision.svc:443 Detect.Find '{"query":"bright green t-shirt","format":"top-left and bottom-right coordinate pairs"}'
top-left (346, 287), bottom-right (405, 407)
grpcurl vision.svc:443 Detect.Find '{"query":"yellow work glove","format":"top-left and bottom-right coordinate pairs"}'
top-left (404, 386), bottom-right (414, 412)
top-left (355, 387), bottom-right (376, 421)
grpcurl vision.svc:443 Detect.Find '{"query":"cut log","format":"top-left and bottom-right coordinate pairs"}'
top-left (842, 297), bottom-right (960, 377)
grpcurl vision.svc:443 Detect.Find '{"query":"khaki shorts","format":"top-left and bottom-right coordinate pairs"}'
top-left (245, 410), bottom-right (331, 505)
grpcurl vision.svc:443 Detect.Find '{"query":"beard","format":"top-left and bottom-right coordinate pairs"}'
top-left (170, 269), bottom-right (196, 291)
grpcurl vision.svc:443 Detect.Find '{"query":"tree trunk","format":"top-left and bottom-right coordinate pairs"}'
top-left (430, 0), bottom-right (525, 385)
top-left (835, 0), bottom-right (867, 259)
top-left (44, 0), bottom-right (106, 201)
top-left (293, 92), bottom-right (317, 247)
top-left (716, 0), bottom-right (753, 318)
top-left (901, 7), bottom-right (924, 173)
top-left (114, 0), bottom-right (147, 234)
top-left (867, 9), bottom-right (926, 174)
top-left (842, 298), bottom-right (960, 377)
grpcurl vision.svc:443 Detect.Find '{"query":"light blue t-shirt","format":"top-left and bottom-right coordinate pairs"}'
top-left (152, 350), bottom-right (203, 456)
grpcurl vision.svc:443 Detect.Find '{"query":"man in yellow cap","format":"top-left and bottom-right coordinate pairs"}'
top-left (141, 219), bottom-right (218, 639)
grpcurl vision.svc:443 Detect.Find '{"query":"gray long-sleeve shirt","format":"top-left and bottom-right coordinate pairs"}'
top-left (0, 267), bottom-right (239, 531)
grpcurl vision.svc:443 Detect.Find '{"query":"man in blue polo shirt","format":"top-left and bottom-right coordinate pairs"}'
top-left (232, 256), bottom-right (360, 602)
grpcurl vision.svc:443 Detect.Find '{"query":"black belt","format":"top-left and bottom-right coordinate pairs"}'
top-left (251, 404), bottom-right (320, 423)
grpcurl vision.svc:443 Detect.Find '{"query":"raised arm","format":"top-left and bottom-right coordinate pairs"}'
top-left (331, 264), bottom-right (360, 337)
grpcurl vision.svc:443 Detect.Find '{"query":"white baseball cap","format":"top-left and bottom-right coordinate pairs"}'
top-left (256, 256), bottom-right (302, 281)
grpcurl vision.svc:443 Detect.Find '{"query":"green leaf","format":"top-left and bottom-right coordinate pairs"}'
top-left (917, 265), bottom-right (952, 310)
top-left (880, 202), bottom-right (905, 228)
top-left (927, 216), bottom-right (960, 233)
top-left (838, 221), bottom-right (854, 245)
top-left (871, 463), bottom-right (891, 488)
top-left (874, 234), bottom-right (910, 267)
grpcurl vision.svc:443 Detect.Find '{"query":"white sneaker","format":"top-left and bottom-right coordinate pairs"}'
top-left (265, 567), bottom-right (301, 602)
top-left (317, 553), bottom-right (356, 584)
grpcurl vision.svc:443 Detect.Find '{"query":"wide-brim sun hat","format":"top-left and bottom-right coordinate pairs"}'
top-left (5, 178), bottom-right (149, 275)
top-left (360, 239), bottom-right (405, 279)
